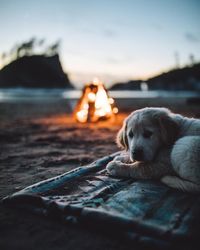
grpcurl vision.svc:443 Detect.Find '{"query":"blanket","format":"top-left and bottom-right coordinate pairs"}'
top-left (2, 152), bottom-right (200, 249)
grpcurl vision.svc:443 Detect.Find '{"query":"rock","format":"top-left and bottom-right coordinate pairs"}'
top-left (109, 63), bottom-right (200, 91)
top-left (110, 80), bottom-right (142, 90)
top-left (0, 54), bottom-right (74, 88)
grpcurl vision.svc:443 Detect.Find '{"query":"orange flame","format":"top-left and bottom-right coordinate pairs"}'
top-left (75, 78), bottom-right (118, 123)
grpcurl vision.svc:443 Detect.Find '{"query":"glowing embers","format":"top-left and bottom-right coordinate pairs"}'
top-left (75, 78), bottom-right (118, 123)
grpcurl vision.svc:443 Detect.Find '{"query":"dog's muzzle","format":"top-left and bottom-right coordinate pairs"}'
top-left (131, 148), bottom-right (144, 161)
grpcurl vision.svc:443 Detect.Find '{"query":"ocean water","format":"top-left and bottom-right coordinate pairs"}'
top-left (0, 88), bottom-right (199, 103)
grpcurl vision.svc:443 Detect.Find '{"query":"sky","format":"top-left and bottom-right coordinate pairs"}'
top-left (0, 0), bottom-right (200, 88)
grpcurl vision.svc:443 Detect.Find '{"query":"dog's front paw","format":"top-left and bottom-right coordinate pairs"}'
top-left (114, 155), bottom-right (131, 163)
top-left (106, 161), bottom-right (121, 176)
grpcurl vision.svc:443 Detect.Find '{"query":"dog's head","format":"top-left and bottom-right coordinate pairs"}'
top-left (117, 107), bottom-right (179, 162)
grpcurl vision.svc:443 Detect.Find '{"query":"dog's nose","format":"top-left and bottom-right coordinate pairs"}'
top-left (132, 148), bottom-right (143, 161)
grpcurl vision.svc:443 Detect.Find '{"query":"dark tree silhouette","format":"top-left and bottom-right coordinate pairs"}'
top-left (0, 37), bottom-right (62, 67)
top-left (38, 38), bottom-right (45, 47)
top-left (45, 40), bottom-right (61, 56)
top-left (189, 54), bottom-right (195, 66)
top-left (1, 52), bottom-right (6, 61)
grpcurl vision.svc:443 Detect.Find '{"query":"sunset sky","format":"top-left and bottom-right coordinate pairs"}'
top-left (0, 0), bottom-right (200, 88)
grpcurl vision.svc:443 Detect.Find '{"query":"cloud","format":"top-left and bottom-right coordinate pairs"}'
top-left (103, 29), bottom-right (116, 38)
top-left (106, 57), bottom-right (121, 64)
top-left (106, 55), bottom-right (134, 65)
top-left (185, 33), bottom-right (200, 43)
top-left (152, 23), bottom-right (163, 31)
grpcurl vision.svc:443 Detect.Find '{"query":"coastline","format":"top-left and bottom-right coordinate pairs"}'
top-left (0, 89), bottom-right (199, 122)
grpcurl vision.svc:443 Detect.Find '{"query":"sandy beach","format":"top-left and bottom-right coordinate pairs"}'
top-left (0, 104), bottom-right (133, 250)
top-left (0, 102), bottom-right (199, 250)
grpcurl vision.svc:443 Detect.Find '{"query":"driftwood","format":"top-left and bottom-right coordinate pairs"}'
top-left (2, 152), bottom-right (200, 249)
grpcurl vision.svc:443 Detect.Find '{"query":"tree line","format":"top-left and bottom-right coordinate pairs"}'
top-left (1, 37), bottom-right (61, 67)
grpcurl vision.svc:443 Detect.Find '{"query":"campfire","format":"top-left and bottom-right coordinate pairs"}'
top-left (74, 78), bottom-right (118, 123)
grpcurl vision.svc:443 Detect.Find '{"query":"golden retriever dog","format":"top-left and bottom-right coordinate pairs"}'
top-left (106, 107), bottom-right (200, 193)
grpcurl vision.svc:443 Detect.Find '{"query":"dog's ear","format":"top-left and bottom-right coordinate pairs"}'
top-left (158, 114), bottom-right (179, 145)
top-left (116, 119), bottom-right (128, 150)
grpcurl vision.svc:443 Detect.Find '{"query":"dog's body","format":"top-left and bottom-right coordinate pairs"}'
top-left (106, 108), bottom-right (200, 192)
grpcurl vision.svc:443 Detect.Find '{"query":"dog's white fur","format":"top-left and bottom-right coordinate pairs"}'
top-left (106, 107), bottom-right (200, 193)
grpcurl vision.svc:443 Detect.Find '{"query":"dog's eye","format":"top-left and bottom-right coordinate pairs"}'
top-left (128, 131), bottom-right (134, 138)
top-left (143, 130), bottom-right (153, 138)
